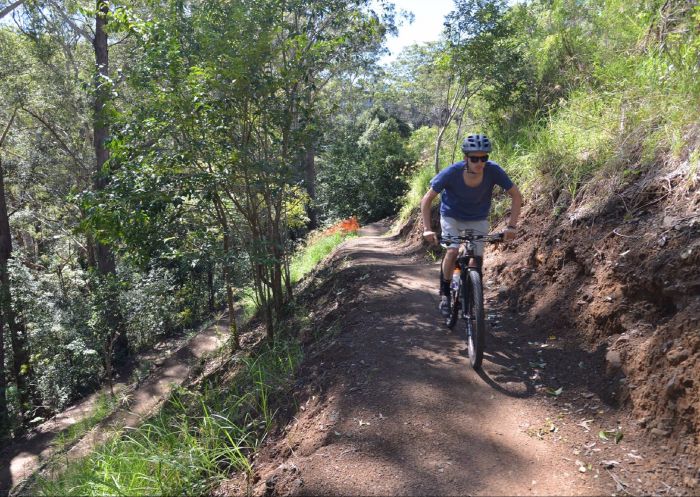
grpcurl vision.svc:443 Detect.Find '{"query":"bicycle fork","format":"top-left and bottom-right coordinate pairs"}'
top-left (461, 269), bottom-right (472, 321)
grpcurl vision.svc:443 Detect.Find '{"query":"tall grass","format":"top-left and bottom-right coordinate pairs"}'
top-left (398, 163), bottom-right (435, 222)
top-left (52, 394), bottom-right (117, 452)
top-left (498, 1), bottom-right (700, 200)
top-left (290, 221), bottom-right (359, 283)
top-left (36, 340), bottom-right (303, 496)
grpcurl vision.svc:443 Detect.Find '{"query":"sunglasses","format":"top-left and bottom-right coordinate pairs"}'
top-left (468, 155), bottom-right (489, 163)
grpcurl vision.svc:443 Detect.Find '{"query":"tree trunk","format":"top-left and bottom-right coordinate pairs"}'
top-left (304, 141), bottom-right (318, 230)
top-left (0, 289), bottom-right (6, 435)
top-left (93, 0), bottom-right (115, 277)
top-left (433, 125), bottom-right (448, 174)
top-left (0, 0), bottom-right (25, 20)
top-left (8, 311), bottom-right (29, 426)
top-left (433, 85), bottom-right (468, 173)
top-left (207, 266), bottom-right (215, 312)
top-left (0, 110), bottom-right (17, 433)
top-left (93, 1), bottom-right (128, 366)
top-left (0, 156), bottom-right (11, 434)
top-left (222, 232), bottom-right (239, 350)
top-left (451, 108), bottom-right (466, 164)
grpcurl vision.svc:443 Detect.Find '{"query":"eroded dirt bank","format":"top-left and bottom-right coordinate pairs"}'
top-left (218, 221), bottom-right (694, 496)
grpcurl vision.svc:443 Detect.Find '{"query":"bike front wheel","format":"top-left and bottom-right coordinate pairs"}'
top-left (465, 270), bottom-right (486, 370)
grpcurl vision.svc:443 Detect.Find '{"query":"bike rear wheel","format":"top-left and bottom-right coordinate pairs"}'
top-left (465, 270), bottom-right (486, 370)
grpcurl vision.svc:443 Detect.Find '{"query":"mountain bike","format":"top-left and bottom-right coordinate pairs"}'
top-left (439, 231), bottom-right (504, 370)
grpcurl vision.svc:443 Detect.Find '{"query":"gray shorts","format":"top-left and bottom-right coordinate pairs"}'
top-left (440, 217), bottom-right (490, 256)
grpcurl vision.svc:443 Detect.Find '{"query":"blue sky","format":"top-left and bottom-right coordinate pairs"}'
top-left (380, 0), bottom-right (456, 64)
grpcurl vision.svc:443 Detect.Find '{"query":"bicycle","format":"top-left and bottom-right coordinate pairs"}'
top-left (439, 231), bottom-right (504, 370)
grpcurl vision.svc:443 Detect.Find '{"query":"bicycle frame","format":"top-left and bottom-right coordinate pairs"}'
top-left (439, 230), bottom-right (504, 369)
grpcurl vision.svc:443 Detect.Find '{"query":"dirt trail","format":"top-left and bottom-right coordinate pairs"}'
top-left (0, 315), bottom-right (230, 496)
top-left (242, 224), bottom-right (636, 496)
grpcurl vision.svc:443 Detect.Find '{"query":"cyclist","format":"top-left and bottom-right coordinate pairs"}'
top-left (421, 134), bottom-right (522, 318)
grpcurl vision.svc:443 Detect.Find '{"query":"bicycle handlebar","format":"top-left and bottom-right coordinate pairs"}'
top-left (438, 232), bottom-right (505, 243)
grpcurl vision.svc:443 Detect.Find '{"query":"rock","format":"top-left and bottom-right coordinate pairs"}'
top-left (667, 348), bottom-right (690, 365)
top-left (613, 334), bottom-right (630, 348)
top-left (664, 375), bottom-right (683, 399)
top-left (662, 215), bottom-right (677, 228)
top-left (650, 427), bottom-right (671, 437)
top-left (606, 350), bottom-right (622, 373)
top-left (288, 478), bottom-right (304, 494)
top-left (637, 417), bottom-right (650, 428)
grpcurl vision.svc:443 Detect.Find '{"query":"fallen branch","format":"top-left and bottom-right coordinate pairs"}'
top-left (612, 229), bottom-right (640, 238)
top-left (606, 469), bottom-right (631, 495)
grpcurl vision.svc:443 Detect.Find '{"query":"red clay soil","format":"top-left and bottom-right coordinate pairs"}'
top-left (482, 159), bottom-right (700, 494)
top-left (216, 218), bottom-right (696, 496)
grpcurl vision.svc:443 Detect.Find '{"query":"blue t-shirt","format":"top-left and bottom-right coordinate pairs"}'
top-left (430, 161), bottom-right (513, 221)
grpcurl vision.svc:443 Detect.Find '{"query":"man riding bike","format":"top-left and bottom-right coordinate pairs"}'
top-left (420, 134), bottom-right (522, 318)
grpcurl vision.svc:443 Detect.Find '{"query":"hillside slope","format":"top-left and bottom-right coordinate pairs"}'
top-left (488, 158), bottom-right (699, 464)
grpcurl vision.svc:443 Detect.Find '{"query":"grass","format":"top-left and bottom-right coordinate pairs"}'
top-left (239, 286), bottom-right (259, 323)
top-left (398, 162), bottom-right (435, 223)
top-left (52, 394), bottom-right (117, 452)
top-left (36, 339), bottom-right (303, 496)
top-left (290, 225), bottom-right (358, 284)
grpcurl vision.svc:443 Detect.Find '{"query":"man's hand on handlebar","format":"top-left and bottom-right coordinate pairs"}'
top-left (423, 230), bottom-right (438, 246)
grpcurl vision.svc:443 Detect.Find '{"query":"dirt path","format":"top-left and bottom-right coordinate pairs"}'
top-left (0, 315), bottom-right (230, 496)
top-left (244, 224), bottom-right (625, 496)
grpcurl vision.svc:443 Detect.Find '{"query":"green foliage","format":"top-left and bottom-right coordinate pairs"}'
top-left (36, 339), bottom-right (303, 496)
top-left (392, 0), bottom-right (700, 225)
top-left (290, 230), bottom-right (358, 284)
top-left (398, 163), bottom-right (435, 222)
top-left (463, 0), bottom-right (700, 200)
top-left (317, 105), bottom-right (416, 222)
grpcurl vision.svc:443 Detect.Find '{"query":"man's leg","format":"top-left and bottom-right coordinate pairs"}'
top-left (442, 248), bottom-right (459, 291)
top-left (439, 248), bottom-right (458, 317)
top-left (438, 216), bottom-right (462, 318)
top-left (460, 219), bottom-right (487, 282)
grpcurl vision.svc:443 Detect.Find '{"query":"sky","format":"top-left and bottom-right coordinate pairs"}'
top-left (379, 0), bottom-right (456, 65)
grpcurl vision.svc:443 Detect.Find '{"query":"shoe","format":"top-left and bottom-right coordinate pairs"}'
top-left (439, 295), bottom-right (451, 318)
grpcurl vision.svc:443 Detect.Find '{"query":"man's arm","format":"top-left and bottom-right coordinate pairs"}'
top-left (504, 185), bottom-right (522, 241)
top-left (421, 189), bottom-right (439, 245)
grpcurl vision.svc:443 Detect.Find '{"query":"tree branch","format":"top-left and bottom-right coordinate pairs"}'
top-left (0, 0), bottom-right (25, 20)
top-left (0, 108), bottom-right (18, 148)
top-left (108, 33), bottom-right (131, 48)
top-left (21, 107), bottom-right (88, 170)
top-left (46, 0), bottom-right (94, 43)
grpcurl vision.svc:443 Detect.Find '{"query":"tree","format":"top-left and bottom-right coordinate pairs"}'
top-left (275, 0), bottom-right (393, 229)
top-left (424, 0), bottom-right (530, 171)
top-left (318, 105), bottom-right (414, 222)
top-left (0, 108), bottom-right (17, 434)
